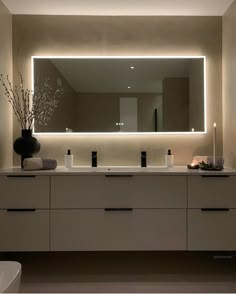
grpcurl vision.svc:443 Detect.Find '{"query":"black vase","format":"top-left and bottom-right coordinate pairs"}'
top-left (14, 129), bottom-right (41, 168)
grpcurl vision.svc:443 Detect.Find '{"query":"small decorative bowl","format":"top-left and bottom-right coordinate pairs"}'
top-left (187, 164), bottom-right (199, 169)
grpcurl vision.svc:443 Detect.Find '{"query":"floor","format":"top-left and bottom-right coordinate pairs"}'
top-left (1, 251), bottom-right (236, 293)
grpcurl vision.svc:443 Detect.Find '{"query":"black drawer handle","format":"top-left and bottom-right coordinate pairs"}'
top-left (7, 175), bottom-right (36, 178)
top-left (105, 175), bottom-right (133, 178)
top-left (201, 208), bottom-right (230, 212)
top-left (6, 209), bottom-right (36, 212)
top-left (201, 175), bottom-right (230, 178)
top-left (104, 208), bottom-right (133, 212)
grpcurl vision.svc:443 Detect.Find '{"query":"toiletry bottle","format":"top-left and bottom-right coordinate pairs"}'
top-left (141, 151), bottom-right (147, 167)
top-left (92, 151), bottom-right (97, 167)
top-left (165, 149), bottom-right (174, 167)
top-left (65, 149), bottom-right (73, 168)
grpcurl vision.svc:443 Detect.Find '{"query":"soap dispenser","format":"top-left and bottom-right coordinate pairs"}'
top-left (165, 149), bottom-right (174, 167)
top-left (65, 149), bottom-right (73, 168)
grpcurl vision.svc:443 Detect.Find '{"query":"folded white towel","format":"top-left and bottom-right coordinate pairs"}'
top-left (192, 156), bottom-right (208, 165)
top-left (23, 158), bottom-right (57, 171)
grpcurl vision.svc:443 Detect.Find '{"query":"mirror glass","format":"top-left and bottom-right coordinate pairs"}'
top-left (33, 57), bottom-right (205, 133)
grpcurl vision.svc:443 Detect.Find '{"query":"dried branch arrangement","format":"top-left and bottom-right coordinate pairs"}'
top-left (0, 73), bottom-right (64, 129)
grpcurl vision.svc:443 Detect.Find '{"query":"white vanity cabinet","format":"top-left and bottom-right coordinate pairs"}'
top-left (0, 175), bottom-right (50, 209)
top-left (188, 175), bottom-right (236, 208)
top-left (50, 175), bottom-right (187, 251)
top-left (188, 175), bottom-right (236, 251)
top-left (1, 170), bottom-right (236, 252)
top-left (51, 209), bottom-right (186, 251)
top-left (51, 175), bottom-right (187, 208)
top-left (0, 175), bottom-right (50, 251)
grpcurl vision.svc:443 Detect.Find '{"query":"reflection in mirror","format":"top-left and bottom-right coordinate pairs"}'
top-left (32, 56), bottom-right (205, 133)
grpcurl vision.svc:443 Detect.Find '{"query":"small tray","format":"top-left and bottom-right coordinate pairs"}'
top-left (200, 167), bottom-right (223, 171)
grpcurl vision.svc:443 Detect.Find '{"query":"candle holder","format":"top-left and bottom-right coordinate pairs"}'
top-left (187, 164), bottom-right (199, 169)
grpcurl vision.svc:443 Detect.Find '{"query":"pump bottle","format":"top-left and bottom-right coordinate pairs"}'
top-left (165, 149), bottom-right (174, 167)
top-left (65, 149), bottom-right (73, 168)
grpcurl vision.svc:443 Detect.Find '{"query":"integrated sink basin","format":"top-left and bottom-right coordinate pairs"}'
top-left (96, 166), bottom-right (169, 172)
top-left (63, 166), bottom-right (169, 172)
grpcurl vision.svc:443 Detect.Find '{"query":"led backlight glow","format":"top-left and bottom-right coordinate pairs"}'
top-left (31, 55), bottom-right (207, 136)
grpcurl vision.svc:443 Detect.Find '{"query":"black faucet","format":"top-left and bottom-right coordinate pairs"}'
top-left (141, 151), bottom-right (147, 167)
top-left (92, 151), bottom-right (97, 167)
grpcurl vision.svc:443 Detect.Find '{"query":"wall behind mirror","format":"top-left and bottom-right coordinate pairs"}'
top-left (33, 56), bottom-right (205, 133)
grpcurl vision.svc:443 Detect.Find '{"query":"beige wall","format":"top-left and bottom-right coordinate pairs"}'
top-left (12, 16), bottom-right (222, 167)
top-left (0, 0), bottom-right (12, 168)
top-left (223, 1), bottom-right (236, 168)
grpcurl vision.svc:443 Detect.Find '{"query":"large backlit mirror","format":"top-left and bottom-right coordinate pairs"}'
top-left (32, 56), bottom-right (206, 133)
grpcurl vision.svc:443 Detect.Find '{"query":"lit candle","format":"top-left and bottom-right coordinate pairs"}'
top-left (213, 122), bottom-right (216, 167)
top-left (187, 162), bottom-right (199, 169)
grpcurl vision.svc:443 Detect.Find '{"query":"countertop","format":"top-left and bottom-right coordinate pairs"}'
top-left (0, 166), bottom-right (235, 176)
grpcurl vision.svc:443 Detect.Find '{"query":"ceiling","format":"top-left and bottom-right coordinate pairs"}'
top-left (2, 0), bottom-right (234, 16)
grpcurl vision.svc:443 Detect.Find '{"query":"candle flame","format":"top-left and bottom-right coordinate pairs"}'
top-left (214, 122), bottom-right (216, 128)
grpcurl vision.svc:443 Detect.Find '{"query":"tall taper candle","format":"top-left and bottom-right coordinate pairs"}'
top-left (213, 122), bottom-right (216, 167)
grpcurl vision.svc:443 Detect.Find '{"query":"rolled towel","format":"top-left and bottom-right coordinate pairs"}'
top-left (23, 158), bottom-right (57, 171)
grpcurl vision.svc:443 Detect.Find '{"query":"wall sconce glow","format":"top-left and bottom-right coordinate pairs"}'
top-left (31, 55), bottom-right (207, 136)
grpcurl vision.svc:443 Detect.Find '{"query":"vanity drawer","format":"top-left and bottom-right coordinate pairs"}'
top-left (0, 209), bottom-right (49, 251)
top-left (0, 176), bottom-right (50, 209)
top-left (50, 209), bottom-right (186, 251)
top-left (51, 175), bottom-right (187, 208)
top-left (188, 209), bottom-right (236, 250)
top-left (188, 175), bottom-right (236, 208)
